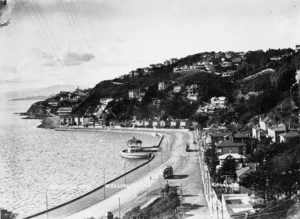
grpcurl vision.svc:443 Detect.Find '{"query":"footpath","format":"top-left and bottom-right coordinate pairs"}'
top-left (65, 131), bottom-right (211, 219)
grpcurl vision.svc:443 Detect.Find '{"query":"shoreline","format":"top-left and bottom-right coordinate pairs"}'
top-left (22, 130), bottom-right (170, 219)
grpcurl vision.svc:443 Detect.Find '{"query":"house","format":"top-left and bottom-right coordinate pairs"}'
top-left (158, 81), bottom-right (169, 91)
top-left (153, 98), bottom-right (162, 107)
top-left (100, 98), bottom-right (114, 106)
top-left (221, 61), bottom-right (232, 68)
top-left (236, 163), bottom-right (257, 194)
top-left (222, 71), bottom-right (235, 77)
top-left (170, 58), bottom-right (178, 64)
top-left (267, 124), bottom-right (286, 143)
top-left (217, 140), bottom-right (247, 155)
top-left (186, 84), bottom-right (198, 95)
top-left (210, 96), bottom-right (228, 108)
top-left (252, 125), bottom-right (267, 140)
top-left (233, 133), bottom-right (249, 143)
top-left (57, 107), bottom-right (73, 117)
top-left (295, 69), bottom-right (300, 83)
top-left (129, 90), bottom-right (139, 99)
top-left (152, 120), bottom-right (159, 128)
top-left (173, 85), bottom-right (182, 93)
top-left (259, 116), bottom-right (274, 131)
top-left (187, 94), bottom-right (198, 101)
top-left (156, 63), bottom-right (164, 68)
top-left (217, 153), bottom-right (246, 171)
top-left (179, 119), bottom-right (191, 129)
top-left (170, 119), bottom-right (180, 128)
top-left (221, 194), bottom-right (255, 219)
top-left (295, 45), bottom-right (300, 53)
top-left (47, 98), bottom-right (59, 107)
top-left (210, 132), bottom-right (231, 147)
top-left (232, 57), bottom-right (242, 63)
top-left (279, 131), bottom-right (300, 143)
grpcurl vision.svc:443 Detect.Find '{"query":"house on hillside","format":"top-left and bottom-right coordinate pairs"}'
top-left (267, 124), bottom-right (286, 143)
top-left (217, 140), bottom-right (247, 156)
top-left (217, 153), bottom-right (246, 172)
top-left (128, 90), bottom-right (139, 99)
top-left (222, 71), bottom-right (235, 77)
top-left (47, 98), bottom-right (59, 107)
top-left (236, 163), bottom-right (257, 194)
top-left (158, 81), bottom-right (169, 91)
top-left (279, 131), bottom-right (300, 143)
top-left (210, 132), bottom-right (231, 147)
top-left (221, 61), bottom-right (232, 68)
top-left (100, 98), bottom-right (114, 106)
top-left (179, 119), bottom-right (191, 129)
top-left (170, 119), bottom-right (180, 128)
top-left (210, 97), bottom-right (228, 108)
top-left (259, 116), bottom-right (274, 131)
top-left (252, 125), bottom-right (267, 140)
top-left (233, 133), bottom-right (249, 143)
top-left (173, 85), bottom-right (182, 93)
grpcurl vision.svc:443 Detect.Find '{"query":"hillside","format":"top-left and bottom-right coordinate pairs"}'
top-left (27, 48), bottom-right (300, 127)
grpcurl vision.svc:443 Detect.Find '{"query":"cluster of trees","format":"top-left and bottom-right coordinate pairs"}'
top-left (241, 140), bottom-right (300, 203)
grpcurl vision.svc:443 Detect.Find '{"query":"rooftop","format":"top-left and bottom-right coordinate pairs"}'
top-left (218, 140), bottom-right (246, 147)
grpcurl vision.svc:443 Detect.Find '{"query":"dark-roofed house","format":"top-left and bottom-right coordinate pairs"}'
top-left (217, 140), bottom-right (247, 155)
top-left (210, 132), bottom-right (231, 148)
top-left (267, 124), bottom-right (286, 143)
top-left (233, 133), bottom-right (249, 143)
top-left (279, 131), bottom-right (300, 143)
top-left (236, 163), bottom-right (257, 194)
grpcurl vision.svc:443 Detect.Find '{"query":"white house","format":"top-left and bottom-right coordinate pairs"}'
top-left (259, 116), bottom-right (274, 131)
top-left (210, 96), bottom-right (228, 108)
top-left (267, 124), bottom-right (286, 143)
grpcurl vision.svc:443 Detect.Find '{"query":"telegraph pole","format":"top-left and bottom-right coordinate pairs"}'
top-left (103, 170), bottom-right (106, 199)
top-left (46, 192), bottom-right (49, 219)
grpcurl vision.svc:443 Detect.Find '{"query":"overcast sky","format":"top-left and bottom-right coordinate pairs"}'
top-left (0, 0), bottom-right (299, 92)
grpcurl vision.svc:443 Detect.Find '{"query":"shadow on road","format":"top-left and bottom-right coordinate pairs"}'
top-left (171, 174), bottom-right (189, 179)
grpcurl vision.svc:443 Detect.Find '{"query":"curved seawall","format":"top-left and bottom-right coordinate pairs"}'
top-left (23, 133), bottom-right (167, 219)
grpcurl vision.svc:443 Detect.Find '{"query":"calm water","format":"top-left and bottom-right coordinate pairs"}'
top-left (0, 99), bottom-right (160, 218)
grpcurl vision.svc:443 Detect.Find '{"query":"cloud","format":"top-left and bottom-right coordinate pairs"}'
top-left (63, 52), bottom-right (94, 66)
top-left (37, 50), bottom-right (94, 66)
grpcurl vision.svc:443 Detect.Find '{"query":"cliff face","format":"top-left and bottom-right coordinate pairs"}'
top-left (26, 101), bottom-right (48, 118)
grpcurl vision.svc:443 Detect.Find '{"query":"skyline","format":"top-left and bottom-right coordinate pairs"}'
top-left (0, 0), bottom-right (300, 92)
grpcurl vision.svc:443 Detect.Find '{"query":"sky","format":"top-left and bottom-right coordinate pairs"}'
top-left (0, 0), bottom-right (299, 92)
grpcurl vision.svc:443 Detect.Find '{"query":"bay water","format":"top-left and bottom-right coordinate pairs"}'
top-left (0, 99), bottom-right (160, 218)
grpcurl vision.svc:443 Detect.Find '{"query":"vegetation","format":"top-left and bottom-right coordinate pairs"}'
top-left (123, 185), bottom-right (180, 219)
top-left (0, 208), bottom-right (18, 219)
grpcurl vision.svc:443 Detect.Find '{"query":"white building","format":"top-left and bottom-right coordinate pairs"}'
top-left (210, 96), bottom-right (228, 108)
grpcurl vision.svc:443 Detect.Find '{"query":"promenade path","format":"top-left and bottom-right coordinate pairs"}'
top-left (65, 131), bottom-right (211, 219)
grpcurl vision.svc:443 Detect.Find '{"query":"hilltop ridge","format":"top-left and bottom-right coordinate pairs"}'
top-left (26, 48), bottom-right (300, 128)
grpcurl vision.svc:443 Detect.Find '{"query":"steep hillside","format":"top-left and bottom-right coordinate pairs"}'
top-left (27, 48), bottom-right (300, 126)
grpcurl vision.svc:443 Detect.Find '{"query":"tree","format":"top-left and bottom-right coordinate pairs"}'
top-left (0, 208), bottom-right (18, 219)
top-left (218, 156), bottom-right (237, 176)
top-left (0, 0), bottom-right (10, 28)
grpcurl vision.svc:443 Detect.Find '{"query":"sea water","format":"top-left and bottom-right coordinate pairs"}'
top-left (0, 99), bottom-right (160, 218)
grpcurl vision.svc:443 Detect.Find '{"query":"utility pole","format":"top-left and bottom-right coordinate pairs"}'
top-left (46, 192), bottom-right (49, 219)
top-left (118, 197), bottom-right (121, 219)
top-left (103, 170), bottom-right (106, 199)
top-left (124, 161), bottom-right (127, 184)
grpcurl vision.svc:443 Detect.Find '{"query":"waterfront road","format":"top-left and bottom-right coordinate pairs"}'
top-left (64, 131), bottom-right (211, 219)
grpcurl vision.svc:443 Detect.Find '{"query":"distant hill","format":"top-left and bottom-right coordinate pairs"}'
top-left (5, 85), bottom-right (85, 100)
